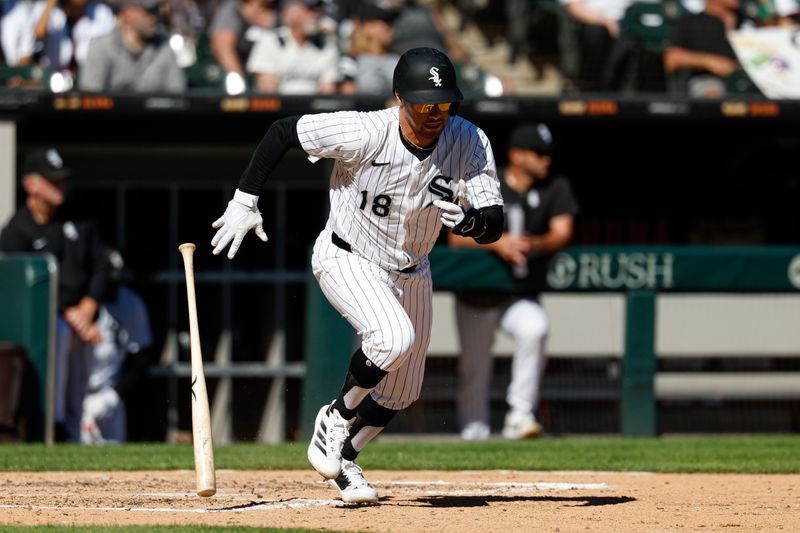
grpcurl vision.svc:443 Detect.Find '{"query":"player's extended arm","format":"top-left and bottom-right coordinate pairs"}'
top-left (527, 214), bottom-right (574, 255)
top-left (211, 116), bottom-right (303, 259)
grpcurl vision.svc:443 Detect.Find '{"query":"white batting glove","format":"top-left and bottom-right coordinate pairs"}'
top-left (211, 189), bottom-right (269, 259)
top-left (433, 199), bottom-right (465, 229)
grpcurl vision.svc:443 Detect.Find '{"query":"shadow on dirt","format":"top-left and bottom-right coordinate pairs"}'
top-left (403, 495), bottom-right (636, 508)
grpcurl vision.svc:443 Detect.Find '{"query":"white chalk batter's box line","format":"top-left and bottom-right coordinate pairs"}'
top-left (0, 481), bottom-right (609, 513)
top-left (0, 500), bottom-right (343, 513)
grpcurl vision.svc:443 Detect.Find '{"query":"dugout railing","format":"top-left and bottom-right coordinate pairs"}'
top-left (109, 178), bottom-right (316, 444)
top-left (302, 245), bottom-right (800, 438)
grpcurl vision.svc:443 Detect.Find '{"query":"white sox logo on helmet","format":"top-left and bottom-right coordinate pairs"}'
top-left (428, 67), bottom-right (442, 87)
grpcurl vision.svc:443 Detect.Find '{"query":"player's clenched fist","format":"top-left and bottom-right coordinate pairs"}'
top-left (211, 189), bottom-right (269, 259)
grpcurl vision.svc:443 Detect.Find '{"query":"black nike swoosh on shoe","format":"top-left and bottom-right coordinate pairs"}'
top-left (371, 161), bottom-right (390, 166)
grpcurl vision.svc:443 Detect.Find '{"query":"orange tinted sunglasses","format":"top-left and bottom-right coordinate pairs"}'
top-left (411, 102), bottom-right (452, 113)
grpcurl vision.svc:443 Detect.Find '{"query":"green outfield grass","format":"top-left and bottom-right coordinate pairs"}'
top-left (1, 435), bottom-right (798, 473)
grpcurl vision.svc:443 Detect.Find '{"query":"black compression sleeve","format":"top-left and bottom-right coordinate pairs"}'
top-left (238, 115), bottom-right (303, 195)
top-left (452, 204), bottom-right (504, 244)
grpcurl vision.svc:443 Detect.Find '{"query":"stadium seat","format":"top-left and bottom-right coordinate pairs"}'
top-left (617, 1), bottom-right (686, 92)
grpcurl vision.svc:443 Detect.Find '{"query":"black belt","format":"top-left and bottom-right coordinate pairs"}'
top-left (331, 232), bottom-right (417, 274)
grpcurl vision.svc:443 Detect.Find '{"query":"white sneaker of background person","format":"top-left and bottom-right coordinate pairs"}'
top-left (461, 421), bottom-right (490, 441)
top-left (329, 460), bottom-right (379, 504)
top-left (502, 410), bottom-right (543, 440)
top-left (80, 387), bottom-right (120, 445)
top-left (307, 403), bottom-right (350, 478)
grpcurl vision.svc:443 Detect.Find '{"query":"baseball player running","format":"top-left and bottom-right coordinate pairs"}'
top-left (210, 47), bottom-right (504, 504)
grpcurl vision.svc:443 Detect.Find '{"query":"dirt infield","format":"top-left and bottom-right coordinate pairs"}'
top-left (0, 470), bottom-right (797, 532)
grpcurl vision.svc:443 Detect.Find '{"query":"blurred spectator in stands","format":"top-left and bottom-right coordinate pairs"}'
top-left (338, 1), bottom-right (398, 96)
top-left (163, 0), bottom-right (222, 69)
top-left (558, 0), bottom-right (635, 92)
top-left (208, 0), bottom-right (277, 82)
top-left (0, 148), bottom-right (111, 443)
top-left (2, 0), bottom-right (46, 66)
top-left (448, 123), bottom-right (578, 441)
top-left (739, 0), bottom-right (799, 25)
top-left (506, 0), bottom-right (533, 65)
top-left (81, 248), bottom-right (154, 445)
top-left (247, 0), bottom-right (339, 94)
top-left (32, 0), bottom-right (116, 76)
top-left (775, 0), bottom-right (799, 23)
top-left (79, 0), bottom-right (186, 92)
top-left (326, 0), bottom-right (359, 40)
top-left (388, 0), bottom-right (467, 62)
top-left (384, 0), bottom-right (503, 96)
top-left (167, 0), bottom-right (221, 40)
top-left (663, 0), bottom-right (758, 97)
top-left (683, 0), bottom-right (798, 23)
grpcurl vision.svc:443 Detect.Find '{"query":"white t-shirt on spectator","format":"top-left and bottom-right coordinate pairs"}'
top-left (560, 0), bottom-right (637, 22)
top-left (41, 1), bottom-right (116, 70)
top-left (246, 26), bottom-right (339, 94)
top-left (1, 0), bottom-right (45, 66)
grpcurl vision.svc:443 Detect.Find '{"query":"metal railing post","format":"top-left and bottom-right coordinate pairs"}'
top-left (622, 289), bottom-right (657, 436)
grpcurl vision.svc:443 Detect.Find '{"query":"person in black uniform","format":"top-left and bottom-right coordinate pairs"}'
top-left (0, 148), bottom-right (110, 442)
top-left (448, 123), bottom-right (579, 441)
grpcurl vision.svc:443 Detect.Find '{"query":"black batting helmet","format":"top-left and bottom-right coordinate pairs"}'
top-left (392, 47), bottom-right (464, 104)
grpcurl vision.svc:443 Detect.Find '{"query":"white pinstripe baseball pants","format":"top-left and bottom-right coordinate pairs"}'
top-left (311, 228), bottom-right (433, 411)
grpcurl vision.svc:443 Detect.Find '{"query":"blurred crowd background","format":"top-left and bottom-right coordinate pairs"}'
top-left (1, 0), bottom-right (797, 97)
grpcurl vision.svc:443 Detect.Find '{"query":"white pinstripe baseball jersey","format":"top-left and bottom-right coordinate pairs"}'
top-left (297, 107), bottom-right (502, 271)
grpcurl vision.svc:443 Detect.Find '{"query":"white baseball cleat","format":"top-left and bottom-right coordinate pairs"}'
top-left (460, 421), bottom-right (491, 441)
top-left (501, 410), bottom-right (543, 440)
top-left (329, 460), bottom-right (379, 504)
top-left (308, 404), bottom-right (350, 479)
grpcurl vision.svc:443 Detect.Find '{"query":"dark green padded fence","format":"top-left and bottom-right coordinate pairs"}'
top-left (0, 253), bottom-right (57, 443)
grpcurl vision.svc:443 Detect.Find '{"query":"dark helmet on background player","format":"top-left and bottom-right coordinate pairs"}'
top-left (392, 47), bottom-right (464, 104)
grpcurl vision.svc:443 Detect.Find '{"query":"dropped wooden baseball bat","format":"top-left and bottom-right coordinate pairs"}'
top-left (178, 243), bottom-right (216, 498)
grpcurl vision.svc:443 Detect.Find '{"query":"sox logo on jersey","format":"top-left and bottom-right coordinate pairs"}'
top-left (428, 176), bottom-right (456, 203)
